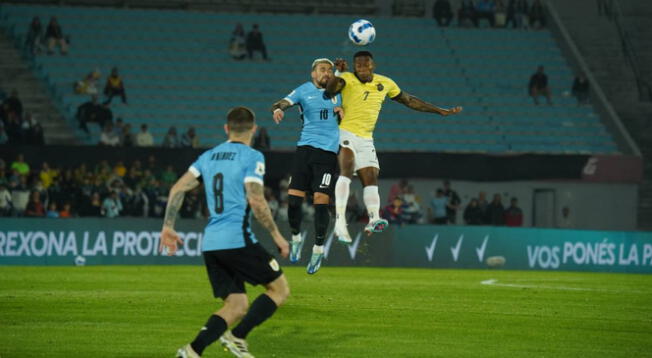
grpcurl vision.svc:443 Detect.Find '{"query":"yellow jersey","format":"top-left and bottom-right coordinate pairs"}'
top-left (338, 71), bottom-right (401, 139)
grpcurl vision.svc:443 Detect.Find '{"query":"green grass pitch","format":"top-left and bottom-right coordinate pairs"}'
top-left (1, 266), bottom-right (651, 357)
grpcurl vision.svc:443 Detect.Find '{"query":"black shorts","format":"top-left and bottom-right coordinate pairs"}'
top-left (289, 145), bottom-right (338, 195)
top-left (203, 243), bottom-right (283, 299)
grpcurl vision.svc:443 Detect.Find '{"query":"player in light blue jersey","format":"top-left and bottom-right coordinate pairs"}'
top-left (270, 58), bottom-right (343, 274)
top-left (160, 107), bottom-right (290, 358)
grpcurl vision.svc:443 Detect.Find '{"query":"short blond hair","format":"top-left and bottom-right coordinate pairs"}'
top-left (311, 58), bottom-right (334, 71)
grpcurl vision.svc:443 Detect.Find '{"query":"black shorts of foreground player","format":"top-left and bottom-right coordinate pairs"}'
top-left (159, 106), bottom-right (290, 358)
top-left (270, 58), bottom-right (343, 275)
top-left (326, 51), bottom-right (463, 242)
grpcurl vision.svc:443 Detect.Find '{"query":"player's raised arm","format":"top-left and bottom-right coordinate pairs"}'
top-left (325, 58), bottom-right (347, 95)
top-left (326, 77), bottom-right (346, 96)
top-left (270, 99), bottom-right (292, 124)
top-left (245, 181), bottom-right (290, 258)
top-left (393, 91), bottom-right (463, 116)
top-left (160, 171), bottom-right (200, 256)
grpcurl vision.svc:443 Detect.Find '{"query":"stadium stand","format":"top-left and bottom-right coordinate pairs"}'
top-left (0, 3), bottom-right (618, 154)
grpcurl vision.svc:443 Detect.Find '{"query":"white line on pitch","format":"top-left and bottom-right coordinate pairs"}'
top-left (481, 279), bottom-right (601, 292)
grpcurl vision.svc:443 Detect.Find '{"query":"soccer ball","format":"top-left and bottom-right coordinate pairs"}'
top-left (348, 19), bottom-right (375, 46)
top-left (74, 255), bottom-right (86, 266)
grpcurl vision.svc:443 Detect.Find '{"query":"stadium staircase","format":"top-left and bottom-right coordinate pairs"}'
top-left (0, 3), bottom-right (619, 155)
top-left (0, 31), bottom-right (76, 144)
top-left (550, 0), bottom-right (652, 229)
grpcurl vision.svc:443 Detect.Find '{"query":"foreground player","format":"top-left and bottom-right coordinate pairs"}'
top-left (326, 51), bottom-right (463, 242)
top-left (270, 58), bottom-right (342, 274)
top-left (160, 107), bottom-right (290, 358)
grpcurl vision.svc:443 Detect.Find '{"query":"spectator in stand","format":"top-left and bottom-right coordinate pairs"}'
top-left (180, 127), bottom-right (199, 148)
top-left (252, 127), bottom-right (270, 151)
top-left (401, 185), bottom-right (422, 224)
top-left (45, 17), bottom-right (68, 55)
top-left (39, 162), bottom-right (58, 189)
top-left (3, 90), bottom-right (23, 118)
top-left (441, 180), bottom-right (461, 224)
top-left (475, 0), bottom-right (496, 27)
top-left (477, 191), bottom-right (489, 223)
top-left (121, 123), bottom-right (134, 146)
top-left (529, 0), bottom-right (545, 28)
top-left (27, 121), bottom-right (45, 145)
top-left (10, 176), bottom-right (30, 216)
top-left (24, 191), bottom-right (45, 217)
top-left (383, 196), bottom-right (406, 226)
top-left (59, 202), bottom-right (72, 218)
top-left (504, 197), bottom-right (523, 226)
top-left (80, 192), bottom-right (102, 217)
top-left (571, 75), bottom-right (590, 105)
top-left (458, 0), bottom-right (478, 27)
top-left (113, 161), bottom-right (127, 178)
top-left (429, 189), bottom-right (449, 224)
top-left (74, 69), bottom-right (101, 95)
top-left (506, 0), bottom-right (529, 28)
top-left (76, 95), bottom-right (102, 134)
top-left (162, 126), bottom-right (179, 148)
top-left (97, 103), bottom-right (113, 129)
top-left (486, 193), bottom-right (505, 225)
top-left (11, 154), bottom-right (30, 176)
top-left (246, 24), bottom-right (268, 61)
top-left (494, 0), bottom-right (507, 27)
top-left (4, 112), bottom-right (24, 144)
top-left (529, 65), bottom-right (552, 105)
top-left (25, 17), bottom-right (43, 56)
top-left (388, 179), bottom-right (408, 204)
top-left (159, 165), bottom-right (177, 191)
top-left (0, 183), bottom-right (12, 216)
top-left (103, 67), bottom-right (127, 105)
top-left (0, 126), bottom-right (8, 145)
top-left (433, 0), bottom-right (454, 26)
top-left (464, 199), bottom-right (484, 225)
top-left (113, 118), bottom-right (124, 136)
top-left (229, 23), bottom-right (247, 61)
top-left (101, 191), bottom-right (122, 218)
top-left (99, 122), bottom-right (120, 146)
top-left (136, 124), bottom-right (154, 147)
top-left (180, 188), bottom-right (201, 218)
top-left (558, 206), bottom-right (573, 228)
top-left (46, 202), bottom-right (59, 218)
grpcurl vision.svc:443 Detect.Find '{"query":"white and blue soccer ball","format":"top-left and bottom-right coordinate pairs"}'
top-left (74, 255), bottom-right (86, 266)
top-left (348, 19), bottom-right (376, 46)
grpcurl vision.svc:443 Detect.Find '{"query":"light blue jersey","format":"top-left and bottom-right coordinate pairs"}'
top-left (284, 82), bottom-right (341, 153)
top-left (189, 141), bottom-right (266, 251)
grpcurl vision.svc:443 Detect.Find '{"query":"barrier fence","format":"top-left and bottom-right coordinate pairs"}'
top-left (1, 219), bottom-right (651, 273)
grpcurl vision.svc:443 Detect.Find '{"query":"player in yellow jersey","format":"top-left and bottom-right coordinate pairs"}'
top-left (326, 51), bottom-right (463, 242)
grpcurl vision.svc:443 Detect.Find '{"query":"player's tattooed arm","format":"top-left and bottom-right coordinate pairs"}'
top-left (163, 171), bottom-right (200, 229)
top-left (246, 181), bottom-right (289, 257)
top-left (393, 91), bottom-right (463, 116)
top-left (245, 182), bottom-right (280, 234)
top-left (270, 99), bottom-right (292, 112)
top-left (160, 171), bottom-right (200, 256)
top-left (271, 99), bottom-right (292, 124)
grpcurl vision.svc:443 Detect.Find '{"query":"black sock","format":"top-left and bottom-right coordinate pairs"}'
top-left (314, 204), bottom-right (330, 246)
top-left (288, 195), bottom-right (303, 236)
top-left (190, 314), bottom-right (228, 355)
top-left (231, 294), bottom-right (277, 339)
